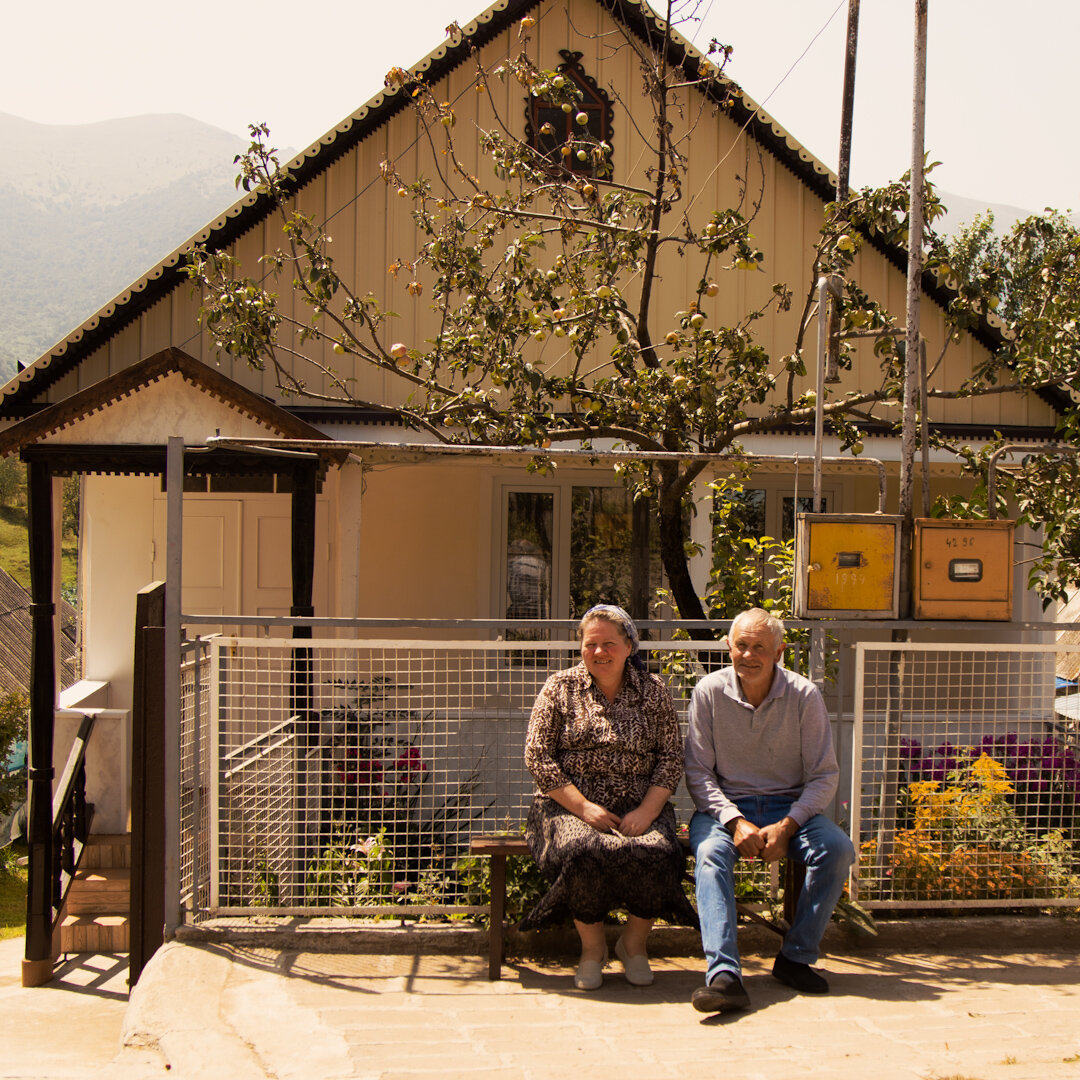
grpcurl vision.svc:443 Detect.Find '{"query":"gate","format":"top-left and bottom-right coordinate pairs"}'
top-left (852, 641), bottom-right (1080, 908)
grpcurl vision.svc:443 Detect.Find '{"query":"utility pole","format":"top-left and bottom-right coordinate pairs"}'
top-left (810, 0), bottom-right (862, 690)
top-left (900, 0), bottom-right (929, 615)
top-left (836, 0), bottom-right (861, 201)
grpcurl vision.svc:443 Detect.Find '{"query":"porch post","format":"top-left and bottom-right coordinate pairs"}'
top-left (290, 459), bottom-right (317, 726)
top-left (290, 459), bottom-right (317, 637)
top-left (163, 437), bottom-right (184, 934)
top-left (23, 459), bottom-right (57, 986)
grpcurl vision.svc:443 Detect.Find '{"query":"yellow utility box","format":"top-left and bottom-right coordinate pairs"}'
top-left (913, 518), bottom-right (1015, 620)
top-left (794, 513), bottom-right (903, 618)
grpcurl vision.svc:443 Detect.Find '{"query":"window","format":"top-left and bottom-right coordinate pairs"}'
top-left (500, 481), bottom-right (661, 626)
top-left (525, 50), bottom-right (613, 177)
top-left (724, 484), bottom-right (837, 542)
top-left (712, 479), bottom-right (839, 609)
top-left (505, 491), bottom-right (553, 639)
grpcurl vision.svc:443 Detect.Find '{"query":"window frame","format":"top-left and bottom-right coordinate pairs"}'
top-left (524, 50), bottom-right (614, 178)
top-left (494, 473), bottom-right (662, 624)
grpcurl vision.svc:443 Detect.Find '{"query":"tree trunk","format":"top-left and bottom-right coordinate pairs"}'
top-left (656, 464), bottom-right (709, 628)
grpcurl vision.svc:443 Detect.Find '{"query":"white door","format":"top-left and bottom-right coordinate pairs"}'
top-left (153, 494), bottom-right (330, 626)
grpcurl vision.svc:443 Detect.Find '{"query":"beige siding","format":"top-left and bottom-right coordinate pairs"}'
top-left (355, 461), bottom-right (491, 618)
top-left (27, 0), bottom-right (1058, 434)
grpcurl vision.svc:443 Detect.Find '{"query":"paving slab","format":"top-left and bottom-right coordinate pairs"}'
top-left (114, 924), bottom-right (1080, 1080)
top-left (4, 920), bottom-right (1080, 1080)
top-left (0, 936), bottom-right (132, 1080)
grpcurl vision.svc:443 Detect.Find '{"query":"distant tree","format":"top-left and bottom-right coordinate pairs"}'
top-left (61, 475), bottom-right (80, 539)
top-left (188, 0), bottom-right (1080, 618)
top-left (934, 210), bottom-right (1080, 605)
top-left (0, 692), bottom-right (28, 819)
top-left (0, 456), bottom-right (23, 509)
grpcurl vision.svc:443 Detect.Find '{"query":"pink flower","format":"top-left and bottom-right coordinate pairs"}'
top-left (394, 747), bottom-right (429, 777)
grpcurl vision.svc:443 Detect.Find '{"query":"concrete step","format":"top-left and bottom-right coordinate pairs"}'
top-left (80, 833), bottom-right (131, 871)
top-left (60, 914), bottom-right (130, 954)
top-left (67, 867), bottom-right (130, 915)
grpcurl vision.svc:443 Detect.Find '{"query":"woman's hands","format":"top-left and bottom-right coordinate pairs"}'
top-left (548, 784), bottom-right (673, 836)
top-left (546, 785), bottom-right (621, 831)
top-left (618, 785), bottom-right (673, 836)
top-left (579, 799), bottom-right (622, 832)
top-left (617, 806), bottom-right (655, 836)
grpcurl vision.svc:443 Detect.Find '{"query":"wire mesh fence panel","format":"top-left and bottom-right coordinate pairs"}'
top-left (179, 639), bottom-right (211, 919)
top-left (195, 636), bottom-right (775, 917)
top-left (852, 642), bottom-right (1080, 909)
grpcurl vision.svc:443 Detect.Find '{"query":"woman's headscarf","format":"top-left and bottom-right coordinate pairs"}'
top-left (579, 604), bottom-right (647, 670)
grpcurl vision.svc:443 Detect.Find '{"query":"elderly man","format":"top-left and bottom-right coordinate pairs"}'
top-left (684, 608), bottom-right (854, 1013)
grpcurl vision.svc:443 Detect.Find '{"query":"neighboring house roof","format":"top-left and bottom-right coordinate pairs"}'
top-left (2, 0), bottom-right (1058, 422)
top-left (1056, 592), bottom-right (1080, 682)
top-left (0, 568), bottom-right (79, 696)
top-left (0, 347), bottom-right (348, 462)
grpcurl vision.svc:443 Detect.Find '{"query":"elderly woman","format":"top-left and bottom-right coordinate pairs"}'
top-left (521, 605), bottom-right (698, 990)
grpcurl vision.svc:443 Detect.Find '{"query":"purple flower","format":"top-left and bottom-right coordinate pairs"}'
top-left (900, 737), bottom-right (923, 761)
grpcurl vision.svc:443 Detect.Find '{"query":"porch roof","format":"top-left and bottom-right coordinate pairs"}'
top-left (0, 348), bottom-right (348, 473)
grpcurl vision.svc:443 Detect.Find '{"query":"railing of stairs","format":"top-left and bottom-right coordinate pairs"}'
top-left (50, 713), bottom-right (96, 914)
top-left (23, 712), bottom-right (96, 986)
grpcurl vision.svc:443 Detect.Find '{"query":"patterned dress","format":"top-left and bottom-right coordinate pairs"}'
top-left (520, 662), bottom-right (699, 929)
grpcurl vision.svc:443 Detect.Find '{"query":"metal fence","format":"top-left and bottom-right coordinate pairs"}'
top-left (184, 635), bottom-right (742, 918)
top-left (176, 630), bottom-right (1080, 921)
top-left (852, 641), bottom-right (1080, 908)
top-left (179, 639), bottom-right (211, 920)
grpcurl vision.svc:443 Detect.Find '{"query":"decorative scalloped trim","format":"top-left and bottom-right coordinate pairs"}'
top-left (0, 0), bottom-right (988, 408)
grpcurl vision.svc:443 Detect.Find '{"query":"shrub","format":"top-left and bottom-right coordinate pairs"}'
top-left (863, 750), bottom-right (1080, 902)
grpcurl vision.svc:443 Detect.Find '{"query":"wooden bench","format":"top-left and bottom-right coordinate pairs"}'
top-left (469, 831), bottom-right (804, 980)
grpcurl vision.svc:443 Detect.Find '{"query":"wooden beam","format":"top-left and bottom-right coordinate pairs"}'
top-left (23, 460), bottom-right (56, 986)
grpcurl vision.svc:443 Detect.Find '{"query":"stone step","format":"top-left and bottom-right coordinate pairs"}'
top-left (80, 833), bottom-right (131, 871)
top-left (67, 867), bottom-right (130, 915)
top-left (60, 914), bottom-right (130, 954)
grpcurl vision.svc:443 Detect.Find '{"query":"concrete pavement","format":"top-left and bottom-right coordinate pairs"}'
top-left (0, 936), bottom-right (131, 1079)
top-left (3, 920), bottom-right (1080, 1080)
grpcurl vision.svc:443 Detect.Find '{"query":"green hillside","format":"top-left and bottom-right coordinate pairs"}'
top-left (0, 112), bottom-right (249, 380)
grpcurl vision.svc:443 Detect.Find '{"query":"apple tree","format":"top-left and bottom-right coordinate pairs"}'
top-left (187, 1), bottom-right (1080, 620)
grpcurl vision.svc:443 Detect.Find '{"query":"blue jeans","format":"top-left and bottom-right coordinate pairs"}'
top-left (689, 797), bottom-right (855, 984)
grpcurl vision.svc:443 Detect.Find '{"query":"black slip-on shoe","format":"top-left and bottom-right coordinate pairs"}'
top-left (691, 972), bottom-right (751, 1013)
top-left (772, 952), bottom-right (829, 994)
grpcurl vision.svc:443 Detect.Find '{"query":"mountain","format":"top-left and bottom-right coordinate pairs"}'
top-left (0, 112), bottom-right (1071, 384)
top-left (936, 191), bottom-right (1043, 236)
top-left (0, 113), bottom-right (250, 381)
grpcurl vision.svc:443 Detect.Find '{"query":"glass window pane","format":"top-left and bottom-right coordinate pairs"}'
top-left (730, 488), bottom-right (766, 538)
top-left (506, 493), bottom-right (553, 631)
top-left (570, 486), bottom-right (661, 618)
top-left (782, 495), bottom-right (826, 543)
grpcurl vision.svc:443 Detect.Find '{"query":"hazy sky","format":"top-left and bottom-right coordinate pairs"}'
top-left (4, 0), bottom-right (1074, 215)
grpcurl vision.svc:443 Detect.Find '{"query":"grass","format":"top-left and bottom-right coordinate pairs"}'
top-left (0, 847), bottom-right (28, 942)
top-left (0, 503), bottom-right (77, 591)
top-left (0, 505), bottom-right (31, 586)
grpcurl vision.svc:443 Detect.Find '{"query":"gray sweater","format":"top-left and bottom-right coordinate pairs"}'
top-left (684, 663), bottom-right (839, 828)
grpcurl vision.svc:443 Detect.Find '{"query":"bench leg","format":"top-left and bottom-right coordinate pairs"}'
top-left (783, 858), bottom-right (806, 928)
top-left (488, 853), bottom-right (507, 980)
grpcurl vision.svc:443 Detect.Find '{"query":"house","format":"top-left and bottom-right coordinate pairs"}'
top-left (0, 0), bottom-right (1070, 980)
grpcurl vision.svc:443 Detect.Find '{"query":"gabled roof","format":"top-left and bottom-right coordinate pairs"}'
top-left (0, 347), bottom-right (343, 457)
top-left (0, 0), bottom-right (1057, 418)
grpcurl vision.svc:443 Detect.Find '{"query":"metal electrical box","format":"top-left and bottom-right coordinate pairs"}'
top-left (913, 518), bottom-right (1015, 620)
top-left (793, 513), bottom-right (903, 618)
